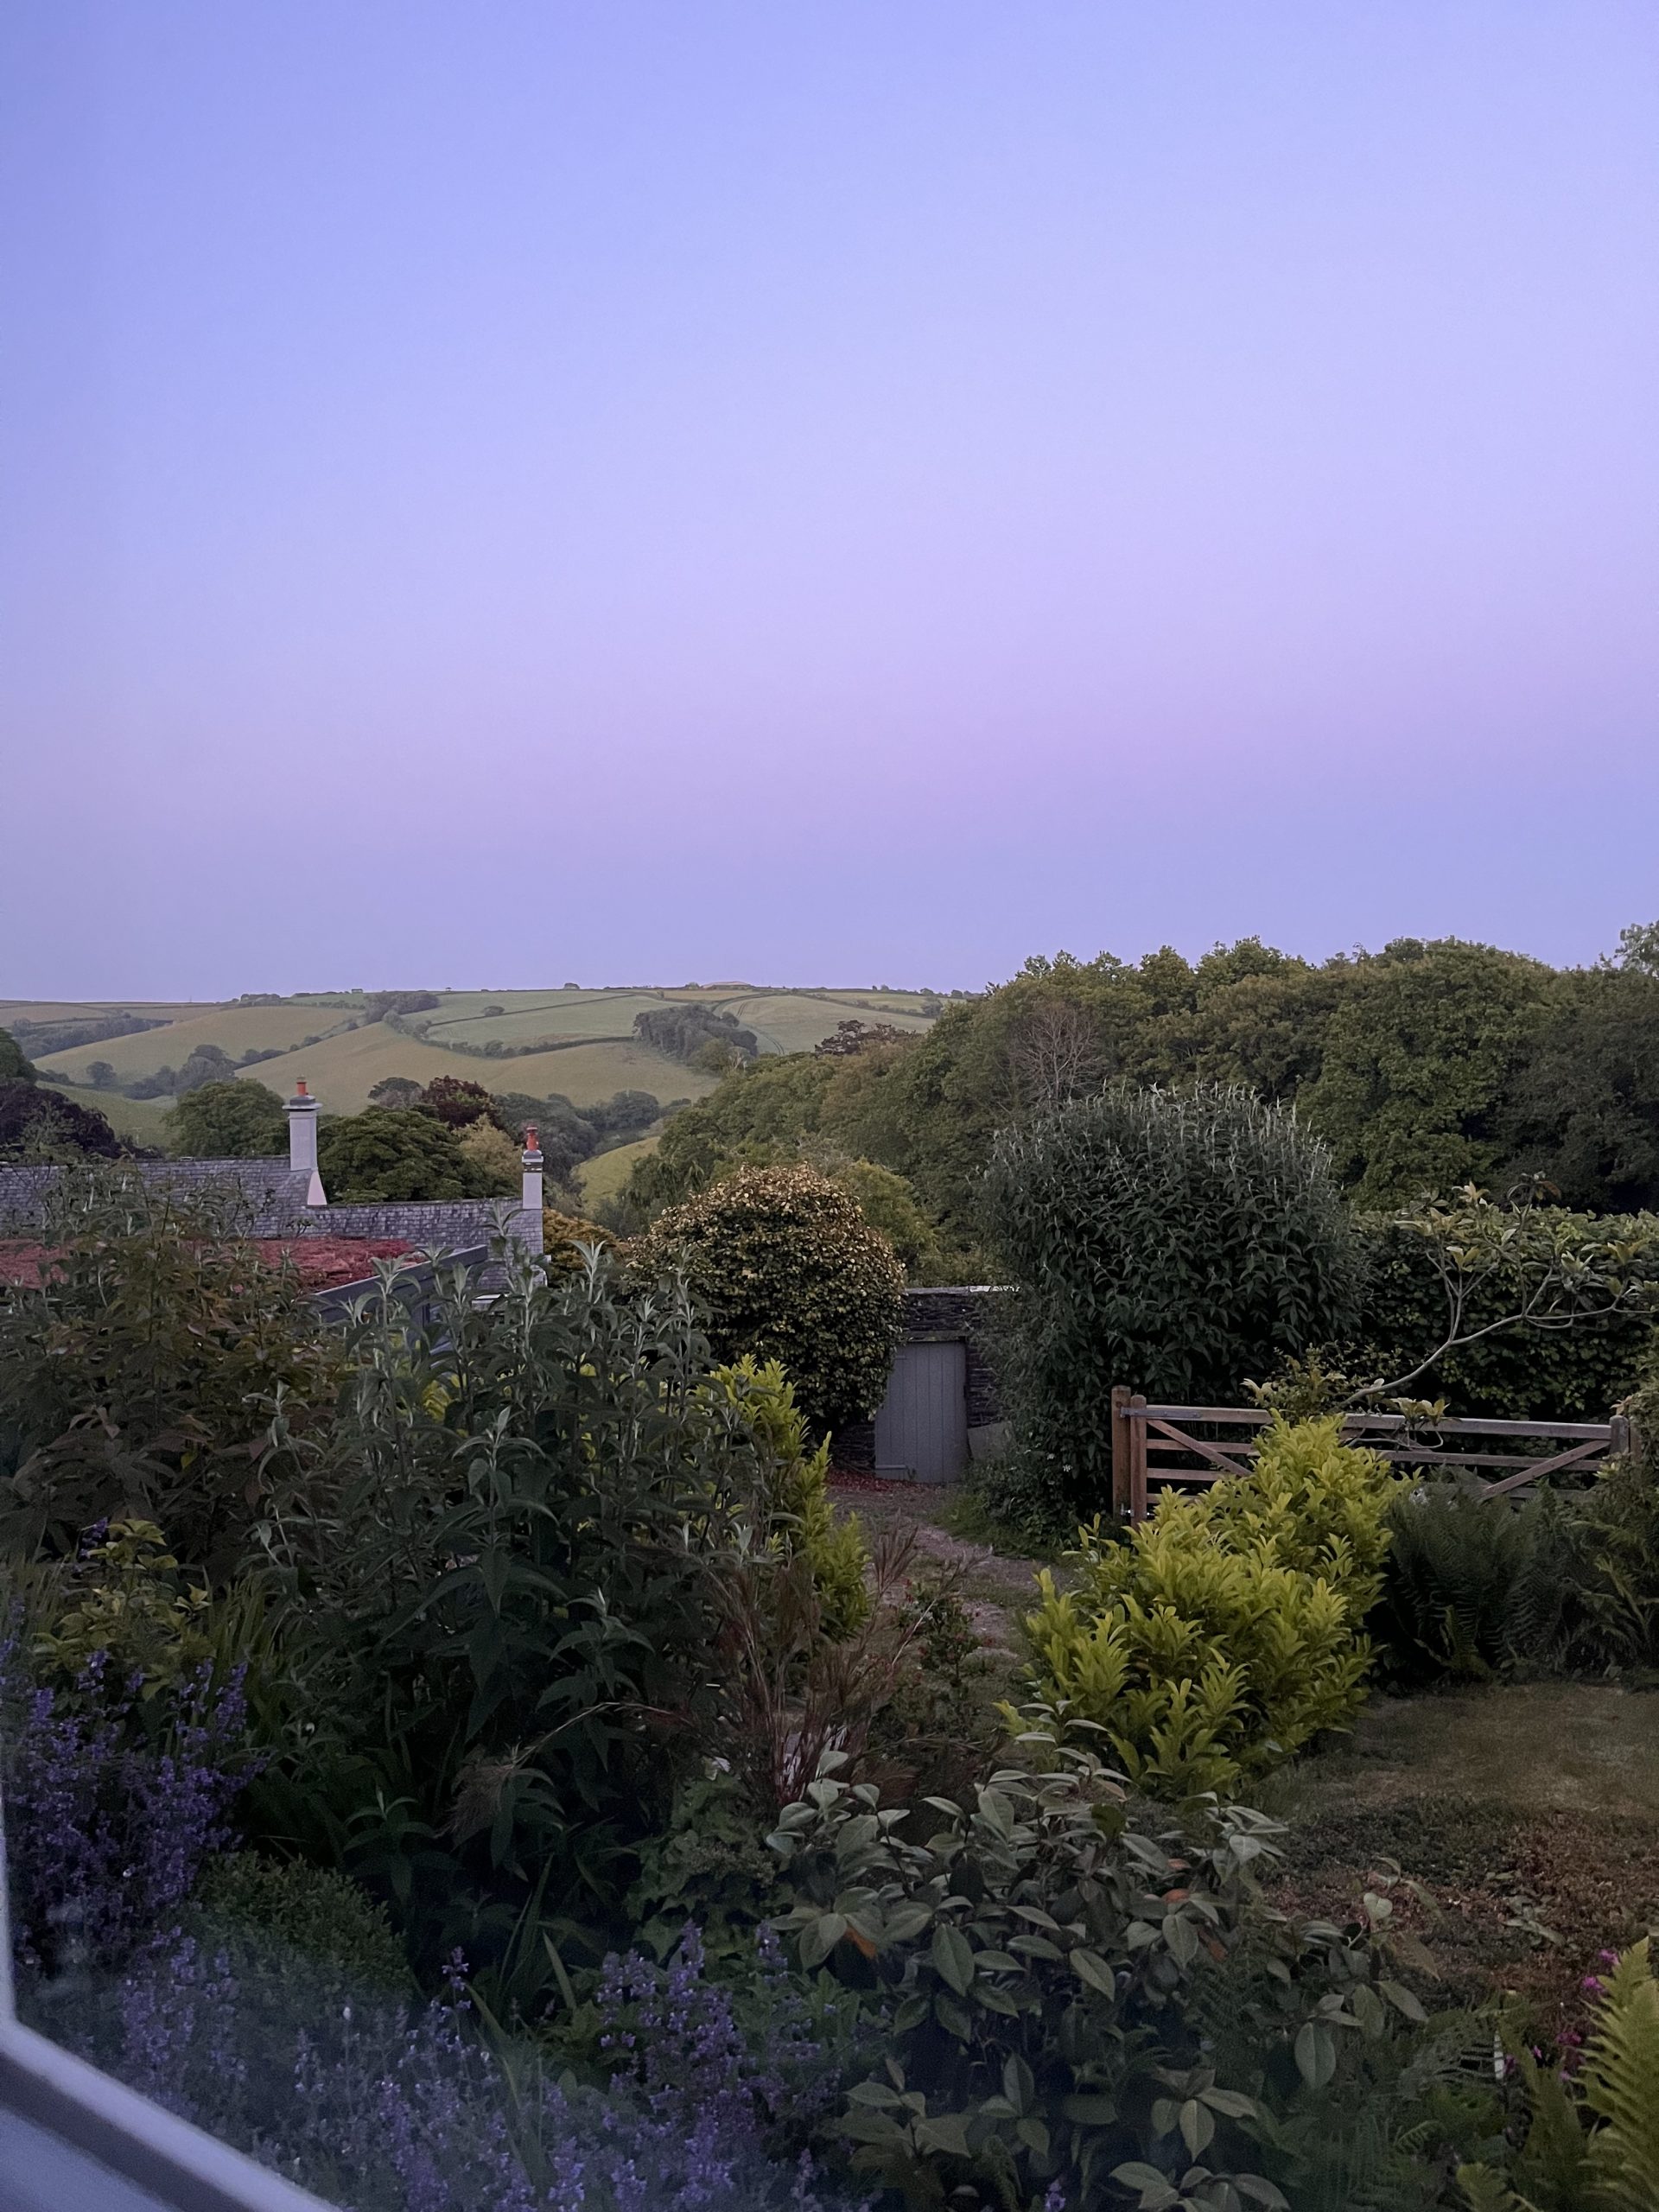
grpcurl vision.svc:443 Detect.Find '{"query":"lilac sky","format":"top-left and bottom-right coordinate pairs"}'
top-left (3, 3), bottom-right (1656, 998)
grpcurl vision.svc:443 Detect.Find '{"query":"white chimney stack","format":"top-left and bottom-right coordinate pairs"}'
top-left (521, 1126), bottom-right (543, 1217)
top-left (287, 1081), bottom-right (327, 1207)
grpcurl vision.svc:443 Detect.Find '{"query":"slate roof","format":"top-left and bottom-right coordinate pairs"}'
top-left (0, 1158), bottom-right (318, 1236)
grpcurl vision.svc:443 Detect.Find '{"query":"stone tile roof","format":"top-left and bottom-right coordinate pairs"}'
top-left (0, 1158), bottom-right (317, 1236)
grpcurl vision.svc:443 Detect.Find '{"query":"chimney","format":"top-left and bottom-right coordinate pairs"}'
top-left (521, 1125), bottom-right (543, 1217)
top-left (287, 1081), bottom-right (327, 1208)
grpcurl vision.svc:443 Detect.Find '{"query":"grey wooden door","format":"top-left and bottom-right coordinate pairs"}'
top-left (874, 1340), bottom-right (968, 1484)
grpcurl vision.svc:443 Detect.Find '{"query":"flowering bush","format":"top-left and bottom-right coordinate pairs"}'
top-left (0, 1619), bottom-right (251, 1977)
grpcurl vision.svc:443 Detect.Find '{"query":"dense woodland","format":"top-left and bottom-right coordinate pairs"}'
top-left (625, 930), bottom-right (1659, 1239)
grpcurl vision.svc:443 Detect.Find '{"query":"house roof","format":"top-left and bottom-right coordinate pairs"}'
top-left (0, 1158), bottom-right (317, 1236)
top-left (0, 1235), bottom-right (413, 1293)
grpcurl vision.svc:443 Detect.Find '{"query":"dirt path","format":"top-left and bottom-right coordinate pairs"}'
top-left (830, 1474), bottom-right (1046, 1659)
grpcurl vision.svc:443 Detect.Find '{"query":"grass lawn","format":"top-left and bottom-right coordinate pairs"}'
top-left (833, 1472), bottom-right (1659, 2045)
top-left (1262, 1682), bottom-right (1659, 2036)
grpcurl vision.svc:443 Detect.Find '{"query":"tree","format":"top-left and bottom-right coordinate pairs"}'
top-left (1299, 940), bottom-right (1554, 1205)
top-left (1499, 967), bottom-right (1659, 1211)
top-left (416, 1076), bottom-right (508, 1132)
top-left (164, 1080), bottom-right (289, 1160)
top-left (175, 1043), bottom-right (239, 1096)
top-left (0, 1027), bottom-right (39, 1084)
top-left (315, 1108), bottom-right (495, 1201)
top-left (86, 1060), bottom-right (118, 1090)
top-left (367, 1076), bottom-right (423, 1109)
top-left (456, 1118), bottom-right (521, 1195)
top-left (983, 1085), bottom-right (1357, 1522)
top-left (639, 1166), bottom-right (905, 1433)
top-left (0, 1081), bottom-right (124, 1161)
top-left (1614, 918), bottom-right (1659, 977)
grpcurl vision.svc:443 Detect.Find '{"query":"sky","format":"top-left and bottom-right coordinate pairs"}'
top-left (3, 2), bottom-right (1656, 999)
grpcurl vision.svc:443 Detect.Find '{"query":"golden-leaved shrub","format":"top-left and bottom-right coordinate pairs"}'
top-left (1023, 1416), bottom-right (1397, 1798)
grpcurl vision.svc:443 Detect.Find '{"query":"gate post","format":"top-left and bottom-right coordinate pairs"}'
top-left (1129, 1394), bottom-right (1148, 1523)
top-left (1111, 1386), bottom-right (1130, 1519)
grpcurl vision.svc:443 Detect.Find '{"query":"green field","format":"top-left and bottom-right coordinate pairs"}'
top-left (37, 1082), bottom-right (175, 1148)
top-left (3, 987), bottom-right (943, 1125)
top-left (575, 1134), bottom-right (659, 1206)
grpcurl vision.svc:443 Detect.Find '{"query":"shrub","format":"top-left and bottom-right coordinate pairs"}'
top-left (983, 1085), bottom-right (1358, 1522)
top-left (639, 1166), bottom-right (904, 1434)
top-left (770, 1740), bottom-right (1420, 2212)
top-left (0, 1626), bottom-right (251, 1976)
top-left (55, 1918), bottom-right (857, 2212)
top-left (252, 1248), bottom-right (820, 1979)
top-left (165, 1078), bottom-right (289, 1159)
top-left (712, 1357), bottom-right (868, 1635)
top-left (1354, 1210), bottom-right (1659, 1420)
top-left (316, 1106), bottom-right (495, 1200)
top-left (1372, 1487), bottom-right (1552, 1683)
top-left (194, 1853), bottom-right (412, 1994)
top-left (542, 1206), bottom-right (618, 1274)
top-left (0, 1177), bottom-right (341, 1575)
top-left (1023, 1417), bottom-right (1396, 1796)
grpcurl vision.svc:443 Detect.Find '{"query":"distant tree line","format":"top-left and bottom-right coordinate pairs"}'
top-left (626, 926), bottom-right (1659, 1245)
top-left (8, 1011), bottom-right (169, 1058)
top-left (633, 1004), bottom-right (758, 1072)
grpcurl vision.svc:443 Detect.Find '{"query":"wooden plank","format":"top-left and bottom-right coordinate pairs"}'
top-left (1111, 1384), bottom-right (1131, 1520)
top-left (1144, 1418), bottom-right (1256, 1479)
top-left (1128, 1406), bottom-right (1614, 1442)
top-left (1130, 1392), bottom-right (1148, 1523)
top-left (1477, 1438), bottom-right (1605, 1501)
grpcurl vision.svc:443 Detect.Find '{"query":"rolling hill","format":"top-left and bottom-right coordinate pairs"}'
top-left (3, 986), bottom-right (944, 1128)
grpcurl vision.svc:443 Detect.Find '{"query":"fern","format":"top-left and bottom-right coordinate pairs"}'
top-left (1580, 1939), bottom-right (1659, 2209)
top-left (1458, 1942), bottom-right (1659, 2212)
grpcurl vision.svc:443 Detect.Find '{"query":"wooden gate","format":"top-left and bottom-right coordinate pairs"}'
top-left (1109, 1388), bottom-right (1637, 1522)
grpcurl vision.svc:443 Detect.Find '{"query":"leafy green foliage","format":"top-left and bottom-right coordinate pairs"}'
top-left (416, 1075), bottom-right (509, 1130)
top-left (165, 1078), bottom-right (290, 1159)
top-left (639, 1166), bottom-right (905, 1434)
top-left (636, 1004), bottom-right (758, 1065)
top-left (1352, 1203), bottom-right (1659, 1419)
top-left (983, 1086), bottom-right (1358, 1520)
top-left (1499, 967), bottom-right (1659, 1213)
top-left (0, 1025), bottom-right (39, 1083)
top-left (0, 1078), bottom-right (124, 1161)
top-left (1372, 1489), bottom-right (1558, 1684)
top-left (251, 1248), bottom-right (804, 1986)
top-left (1459, 1941), bottom-right (1659, 2211)
top-left (26, 1517), bottom-right (212, 1693)
top-left (1025, 1419), bottom-right (1397, 1796)
top-left (1299, 942), bottom-right (1554, 1208)
top-left (0, 1177), bottom-right (341, 1577)
top-left (315, 1106), bottom-right (497, 1200)
top-left (455, 1116), bottom-right (523, 1194)
top-left (709, 1357), bottom-right (869, 1635)
top-left (194, 1852), bottom-right (413, 1994)
top-left (769, 1740), bottom-right (1424, 2212)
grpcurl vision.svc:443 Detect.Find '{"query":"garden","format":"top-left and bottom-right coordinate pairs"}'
top-left (4, 1062), bottom-right (1659, 2211)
